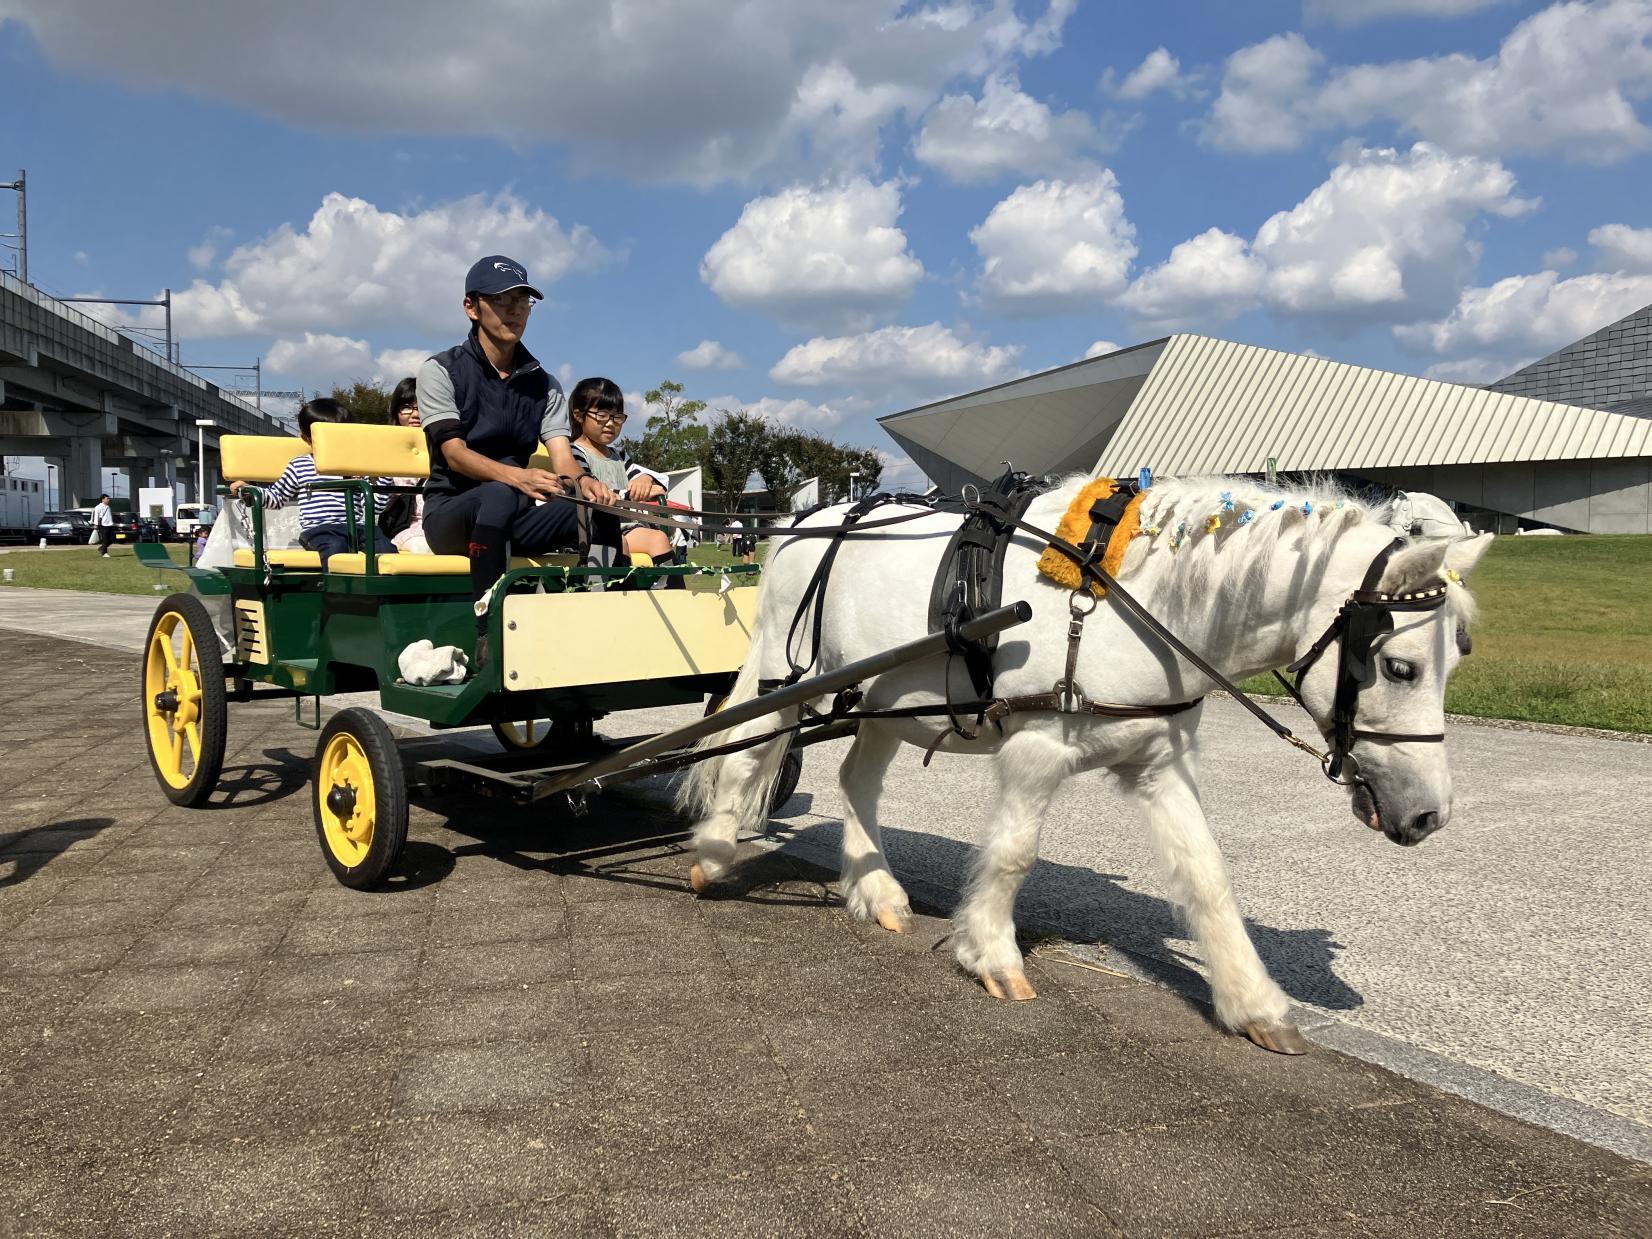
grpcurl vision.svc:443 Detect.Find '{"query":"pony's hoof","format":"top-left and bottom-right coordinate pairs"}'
top-left (875, 906), bottom-right (913, 934)
top-left (1242, 1020), bottom-right (1309, 1055)
top-left (689, 863), bottom-right (712, 895)
top-left (980, 970), bottom-right (1038, 1001)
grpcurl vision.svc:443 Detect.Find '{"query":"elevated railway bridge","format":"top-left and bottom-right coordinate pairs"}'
top-left (0, 269), bottom-right (291, 505)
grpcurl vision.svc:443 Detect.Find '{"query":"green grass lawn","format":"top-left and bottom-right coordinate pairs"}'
top-left (0, 544), bottom-right (194, 597)
top-left (1235, 535), bottom-right (1652, 735)
top-left (8, 535), bottom-right (1650, 732)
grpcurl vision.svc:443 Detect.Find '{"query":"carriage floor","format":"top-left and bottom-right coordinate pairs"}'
top-left (2, 627), bottom-right (1648, 1237)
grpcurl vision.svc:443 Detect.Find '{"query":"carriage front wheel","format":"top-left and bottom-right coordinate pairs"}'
top-left (142, 593), bottom-right (228, 807)
top-left (314, 707), bottom-right (408, 889)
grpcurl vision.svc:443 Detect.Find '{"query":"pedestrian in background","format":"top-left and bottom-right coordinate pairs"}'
top-left (92, 493), bottom-right (115, 558)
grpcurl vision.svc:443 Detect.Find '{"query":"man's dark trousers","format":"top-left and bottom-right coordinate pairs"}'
top-left (424, 482), bottom-right (591, 628)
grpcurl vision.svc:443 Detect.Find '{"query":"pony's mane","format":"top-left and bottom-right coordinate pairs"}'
top-left (1040, 473), bottom-right (1473, 625)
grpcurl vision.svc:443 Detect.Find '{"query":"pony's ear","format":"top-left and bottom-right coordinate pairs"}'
top-left (1377, 539), bottom-right (1450, 594)
top-left (1445, 532), bottom-right (1493, 579)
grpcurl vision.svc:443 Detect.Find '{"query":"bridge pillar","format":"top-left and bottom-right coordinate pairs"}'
top-left (66, 433), bottom-right (104, 507)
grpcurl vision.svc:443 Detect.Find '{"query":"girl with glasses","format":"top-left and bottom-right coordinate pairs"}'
top-left (568, 377), bottom-right (678, 575)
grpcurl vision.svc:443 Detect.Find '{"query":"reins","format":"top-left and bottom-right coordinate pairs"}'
top-left (554, 485), bottom-right (1457, 785)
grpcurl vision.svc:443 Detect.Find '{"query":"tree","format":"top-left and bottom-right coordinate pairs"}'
top-left (775, 430), bottom-right (883, 502)
top-left (328, 379), bottom-right (391, 425)
top-left (621, 378), bottom-right (710, 471)
top-left (701, 411), bottom-right (772, 513)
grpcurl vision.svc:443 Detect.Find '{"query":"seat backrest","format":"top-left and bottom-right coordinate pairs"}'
top-left (221, 435), bottom-right (309, 484)
top-left (311, 423), bottom-right (430, 479)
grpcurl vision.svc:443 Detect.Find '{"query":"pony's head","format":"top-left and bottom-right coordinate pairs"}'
top-left (1293, 532), bottom-right (1493, 847)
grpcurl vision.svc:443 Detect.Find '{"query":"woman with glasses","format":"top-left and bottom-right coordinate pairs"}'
top-left (568, 377), bottom-right (676, 572)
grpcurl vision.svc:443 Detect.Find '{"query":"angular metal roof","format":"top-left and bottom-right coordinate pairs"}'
top-left (1092, 335), bottom-right (1652, 476)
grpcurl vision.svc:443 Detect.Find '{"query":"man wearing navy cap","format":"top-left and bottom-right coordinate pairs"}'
top-left (418, 254), bottom-right (616, 663)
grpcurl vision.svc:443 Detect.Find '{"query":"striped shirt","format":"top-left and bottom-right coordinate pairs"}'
top-left (257, 453), bottom-right (389, 530)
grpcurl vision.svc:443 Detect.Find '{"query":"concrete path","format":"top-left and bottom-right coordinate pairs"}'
top-left (3, 625), bottom-right (1650, 1236)
top-left (4, 584), bottom-right (1649, 1167)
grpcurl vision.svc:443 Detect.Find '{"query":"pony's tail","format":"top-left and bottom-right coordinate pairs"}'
top-left (673, 626), bottom-right (775, 826)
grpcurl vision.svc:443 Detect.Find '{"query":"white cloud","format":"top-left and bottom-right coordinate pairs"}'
top-left (265, 333), bottom-right (433, 390)
top-left (703, 394), bottom-right (849, 431)
top-left (72, 250), bottom-right (89, 265)
top-left (1589, 223), bottom-right (1652, 272)
top-left (914, 73), bottom-right (1103, 183)
top-left (1204, 1), bottom-right (1652, 162)
top-left (969, 170), bottom-right (1137, 315)
top-left (1100, 48), bottom-right (1196, 101)
top-left (874, 447), bottom-right (930, 491)
top-left (1116, 144), bottom-right (1534, 333)
top-left (700, 178), bottom-right (923, 332)
top-left (1115, 228), bottom-right (1266, 330)
top-left (188, 225), bottom-right (234, 272)
top-left (1305, 0), bottom-right (1509, 24)
top-left (1396, 269), bottom-right (1652, 359)
top-left (1421, 356), bottom-right (1525, 384)
top-left (769, 322), bottom-right (1022, 391)
top-left (1542, 246), bottom-right (1579, 270)
top-left (0, 0), bottom-right (1079, 186)
top-left (1083, 340), bottom-right (1124, 359)
top-left (172, 191), bottom-right (608, 340)
top-left (676, 340), bottom-right (746, 371)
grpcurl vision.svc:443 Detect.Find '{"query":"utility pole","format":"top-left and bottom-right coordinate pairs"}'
top-left (0, 169), bottom-right (24, 282)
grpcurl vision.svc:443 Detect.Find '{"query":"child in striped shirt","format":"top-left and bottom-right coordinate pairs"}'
top-left (230, 398), bottom-right (396, 567)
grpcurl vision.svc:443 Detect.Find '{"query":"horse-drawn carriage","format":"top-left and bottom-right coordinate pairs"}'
top-left (137, 422), bottom-right (1026, 890)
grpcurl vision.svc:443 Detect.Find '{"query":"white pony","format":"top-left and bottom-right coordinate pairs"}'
top-left (679, 476), bottom-right (1491, 1052)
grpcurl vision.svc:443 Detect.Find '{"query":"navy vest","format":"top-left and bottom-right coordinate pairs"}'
top-left (425, 330), bottom-right (552, 498)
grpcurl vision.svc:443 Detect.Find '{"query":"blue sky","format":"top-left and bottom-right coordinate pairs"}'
top-left (2, 0), bottom-right (1650, 488)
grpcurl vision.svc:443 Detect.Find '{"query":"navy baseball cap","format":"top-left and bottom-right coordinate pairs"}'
top-left (465, 254), bottom-right (544, 299)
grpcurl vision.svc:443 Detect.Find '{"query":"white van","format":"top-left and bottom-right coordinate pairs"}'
top-left (175, 503), bottom-right (217, 539)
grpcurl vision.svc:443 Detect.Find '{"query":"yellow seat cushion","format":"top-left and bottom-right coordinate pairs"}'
top-left (325, 551), bottom-right (583, 576)
top-left (311, 423), bottom-right (430, 480)
top-left (232, 547), bottom-right (323, 569)
top-left (221, 436), bottom-right (308, 484)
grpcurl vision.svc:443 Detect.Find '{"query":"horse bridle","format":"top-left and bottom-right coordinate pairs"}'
top-left (1272, 538), bottom-right (1455, 784)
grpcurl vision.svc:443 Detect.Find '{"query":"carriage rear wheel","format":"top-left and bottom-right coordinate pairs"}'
top-left (142, 593), bottom-right (228, 807)
top-left (314, 707), bottom-right (408, 889)
top-left (490, 716), bottom-right (595, 752)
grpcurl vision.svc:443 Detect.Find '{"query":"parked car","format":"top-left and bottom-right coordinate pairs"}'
top-left (110, 511), bottom-right (143, 542)
top-left (34, 511), bottom-right (93, 545)
top-left (139, 515), bottom-right (175, 543)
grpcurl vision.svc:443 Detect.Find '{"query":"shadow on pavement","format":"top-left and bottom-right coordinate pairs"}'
top-left (0, 817), bottom-right (116, 888)
top-left (209, 748), bottom-right (311, 809)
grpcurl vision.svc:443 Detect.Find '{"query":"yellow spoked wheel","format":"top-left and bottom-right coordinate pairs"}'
top-left (142, 593), bottom-right (228, 807)
top-left (313, 707), bottom-right (407, 889)
top-left (490, 716), bottom-right (594, 752)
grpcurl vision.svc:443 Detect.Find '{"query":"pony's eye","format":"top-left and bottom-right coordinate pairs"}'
top-left (1384, 658), bottom-right (1417, 682)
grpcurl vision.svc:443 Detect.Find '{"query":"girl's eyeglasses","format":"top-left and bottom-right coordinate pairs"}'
top-left (580, 410), bottom-right (626, 425)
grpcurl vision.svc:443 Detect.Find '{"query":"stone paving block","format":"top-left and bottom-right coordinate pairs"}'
top-left (992, 1047), bottom-right (1218, 1142)
top-left (566, 893), bottom-right (704, 938)
top-left (391, 1037), bottom-right (587, 1116)
top-left (0, 811), bottom-right (119, 848)
top-left (845, 1151), bottom-right (1123, 1239)
top-left (571, 925), bottom-right (728, 982)
top-left (253, 946), bottom-right (420, 1004)
top-left (131, 1132), bottom-right (374, 1236)
top-left (122, 919), bottom-right (288, 969)
top-left (169, 1056), bottom-right (398, 1142)
top-left (406, 982), bottom-right (578, 1047)
top-left (7, 896), bottom-right (160, 943)
top-left (277, 910), bottom-right (431, 957)
top-left (573, 971), bottom-right (752, 1034)
top-left (89, 841), bottom-right (226, 875)
top-left (0, 971), bottom-right (101, 1032)
top-left (351, 1197), bottom-right (615, 1239)
top-left (79, 960), bottom-right (257, 1014)
top-left (0, 931), bottom-right (132, 975)
top-left (158, 888), bottom-right (308, 929)
top-left (427, 898), bottom-right (569, 947)
top-left (45, 865), bottom-right (200, 908)
top-left (422, 940), bottom-right (573, 991)
top-left (17, 1008), bottom-right (232, 1075)
top-left (300, 881), bottom-right (438, 921)
top-left (586, 1018), bottom-right (787, 1093)
top-left (796, 1061), bottom-right (1034, 1163)
top-left (365, 1108), bottom-right (602, 1215)
top-left (0, 1133), bottom-right (152, 1238)
top-left (592, 1075), bottom-right (824, 1186)
top-left (604, 1163), bottom-right (868, 1238)
top-left (219, 994), bottom-right (409, 1062)
top-left (755, 1006), bottom-right (970, 1085)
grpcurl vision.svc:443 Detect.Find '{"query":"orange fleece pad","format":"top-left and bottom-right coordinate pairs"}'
top-left (1035, 477), bottom-right (1147, 597)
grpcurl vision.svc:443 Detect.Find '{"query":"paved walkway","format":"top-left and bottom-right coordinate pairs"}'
top-left (1, 590), bottom-right (1649, 1235)
top-left (4, 586), bottom-right (1647, 1161)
